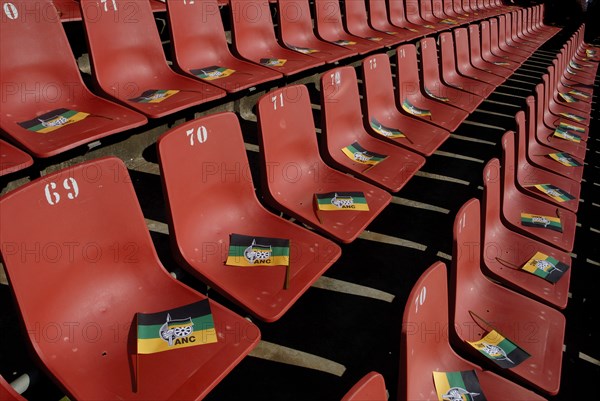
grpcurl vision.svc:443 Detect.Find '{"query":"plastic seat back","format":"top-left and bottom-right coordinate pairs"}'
top-left (341, 371), bottom-right (387, 401)
top-left (0, 157), bottom-right (259, 400)
top-left (166, 0), bottom-right (282, 92)
top-left (367, 0), bottom-right (419, 39)
top-left (0, 375), bottom-right (25, 401)
top-left (0, 140), bottom-right (33, 177)
top-left (343, 0), bottom-right (398, 46)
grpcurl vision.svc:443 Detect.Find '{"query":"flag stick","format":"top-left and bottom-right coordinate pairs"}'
top-left (135, 352), bottom-right (139, 392)
top-left (284, 264), bottom-right (290, 290)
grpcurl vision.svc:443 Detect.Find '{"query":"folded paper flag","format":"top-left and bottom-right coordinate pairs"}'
top-left (433, 370), bottom-right (487, 401)
top-left (260, 58), bottom-right (287, 67)
top-left (532, 184), bottom-right (575, 203)
top-left (226, 234), bottom-right (290, 267)
top-left (493, 61), bottom-right (510, 66)
top-left (404, 27), bottom-right (420, 33)
top-left (402, 99), bottom-right (431, 117)
top-left (287, 44), bottom-right (319, 54)
top-left (566, 66), bottom-right (578, 75)
top-left (190, 66), bottom-right (235, 80)
top-left (333, 40), bottom-right (357, 46)
top-left (468, 329), bottom-right (530, 369)
top-left (315, 192), bottom-right (369, 211)
top-left (569, 60), bottom-right (584, 70)
top-left (424, 24), bottom-right (435, 29)
top-left (136, 299), bottom-right (217, 354)
top-left (130, 89), bottom-right (179, 103)
top-left (553, 127), bottom-right (582, 143)
top-left (18, 108), bottom-right (89, 134)
top-left (548, 152), bottom-right (583, 167)
top-left (558, 121), bottom-right (585, 133)
top-left (559, 112), bottom-right (585, 123)
top-left (520, 213), bottom-right (562, 232)
top-left (425, 88), bottom-right (450, 102)
top-left (568, 89), bottom-right (590, 99)
top-left (370, 117), bottom-right (406, 139)
top-left (559, 92), bottom-right (578, 103)
top-left (522, 251), bottom-right (569, 283)
top-left (341, 142), bottom-right (388, 167)
top-left (439, 18), bottom-right (458, 25)
top-left (385, 31), bottom-right (398, 35)
top-left (366, 37), bottom-right (383, 41)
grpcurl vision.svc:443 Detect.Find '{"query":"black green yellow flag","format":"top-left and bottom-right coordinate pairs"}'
top-left (569, 60), bottom-right (585, 70)
top-left (558, 121), bottom-right (585, 133)
top-left (130, 89), bottom-right (179, 103)
top-left (522, 251), bottom-right (569, 283)
top-left (190, 66), bottom-right (235, 80)
top-left (468, 330), bottom-right (530, 369)
top-left (553, 127), bottom-right (582, 143)
top-left (433, 370), bottom-right (487, 401)
top-left (341, 142), bottom-right (388, 167)
top-left (287, 44), bottom-right (319, 54)
top-left (558, 92), bottom-right (578, 103)
top-left (18, 108), bottom-right (89, 133)
top-left (531, 184), bottom-right (575, 203)
top-left (136, 299), bottom-right (217, 354)
top-left (260, 58), bottom-right (287, 67)
top-left (402, 99), bottom-right (431, 117)
top-left (560, 112), bottom-right (585, 123)
top-left (424, 24), bottom-right (435, 29)
top-left (425, 88), bottom-right (450, 102)
top-left (334, 39), bottom-right (357, 46)
top-left (568, 89), bottom-right (590, 99)
top-left (370, 117), bottom-right (406, 139)
top-left (548, 152), bottom-right (583, 167)
top-left (226, 234), bottom-right (290, 267)
top-left (315, 192), bottom-right (369, 211)
top-left (520, 213), bottom-right (563, 232)
top-left (366, 36), bottom-right (383, 41)
top-left (403, 27), bottom-right (420, 33)
top-left (439, 18), bottom-right (458, 25)
top-left (493, 61), bottom-right (511, 66)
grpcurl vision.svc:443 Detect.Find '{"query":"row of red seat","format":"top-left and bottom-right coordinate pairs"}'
top-left (0, 0), bottom-right (528, 165)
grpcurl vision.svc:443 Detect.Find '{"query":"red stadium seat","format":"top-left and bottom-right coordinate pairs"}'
top-left (256, 85), bottom-right (392, 243)
top-left (166, 0), bottom-right (282, 93)
top-left (157, 112), bottom-right (341, 322)
top-left (443, 0), bottom-right (473, 22)
top-left (314, 0), bottom-right (384, 55)
top-left (401, 261), bottom-right (548, 400)
top-left (548, 64), bottom-right (592, 115)
top-left (0, 374), bottom-right (26, 401)
top-left (388, 0), bottom-right (433, 34)
top-left (467, 24), bottom-right (513, 78)
top-left (341, 371), bottom-right (387, 401)
top-left (362, 54), bottom-right (450, 157)
top-left (439, 32), bottom-right (495, 98)
top-left (0, 157), bottom-right (260, 400)
top-left (495, 15), bottom-right (533, 59)
top-left (404, 0), bottom-right (444, 31)
top-left (488, 18), bottom-right (529, 63)
top-left (505, 12), bottom-right (537, 51)
top-left (343, 0), bottom-right (401, 47)
top-left (52, 0), bottom-right (81, 21)
top-left (228, 0), bottom-right (324, 76)
top-left (277, 0), bottom-right (358, 64)
top-left (540, 76), bottom-right (590, 138)
top-left (367, 0), bottom-right (421, 41)
top-left (320, 66), bottom-right (425, 192)
top-left (479, 21), bottom-right (520, 70)
top-left (396, 44), bottom-right (469, 132)
top-left (1, 0), bottom-right (147, 158)
top-left (0, 140), bottom-right (33, 177)
top-left (453, 28), bottom-right (505, 87)
top-left (483, 156), bottom-right (571, 310)
top-left (80, 0), bottom-right (225, 118)
top-left (452, 197), bottom-right (565, 395)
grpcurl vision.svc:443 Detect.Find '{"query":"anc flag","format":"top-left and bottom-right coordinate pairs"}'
top-left (287, 44), bottom-right (319, 54)
top-left (136, 299), bottom-right (217, 354)
top-left (531, 184), bottom-right (575, 203)
top-left (568, 89), bottom-right (590, 99)
top-left (226, 234), bottom-right (290, 267)
top-left (569, 60), bottom-right (584, 70)
top-left (424, 24), bottom-right (435, 29)
top-left (403, 27), bottom-right (419, 33)
top-left (385, 31), bottom-right (398, 35)
top-left (315, 192), bottom-right (369, 211)
top-left (370, 117), bottom-right (406, 139)
top-left (558, 92), bottom-right (578, 103)
top-left (433, 370), bottom-right (487, 401)
top-left (425, 88), bottom-right (450, 102)
top-left (548, 152), bottom-right (583, 167)
top-left (341, 142), bottom-right (388, 167)
top-left (190, 66), bottom-right (235, 80)
top-left (558, 122), bottom-right (585, 133)
top-left (468, 330), bottom-right (530, 369)
top-left (439, 18), bottom-right (458, 25)
top-left (522, 251), bottom-right (569, 283)
top-left (18, 108), bottom-right (89, 133)
top-left (260, 58), bottom-right (287, 67)
top-left (566, 66), bottom-right (579, 75)
top-left (366, 37), bottom-right (383, 41)
top-left (494, 61), bottom-right (511, 66)
top-left (560, 112), bottom-right (585, 123)
top-left (333, 39), bottom-right (357, 46)
top-left (553, 127), bottom-right (582, 143)
top-left (130, 89), bottom-right (179, 103)
top-left (402, 99), bottom-right (431, 117)
top-left (520, 213), bottom-right (562, 232)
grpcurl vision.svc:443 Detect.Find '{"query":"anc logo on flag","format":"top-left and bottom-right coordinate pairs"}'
top-left (190, 66), bottom-right (235, 81)
top-left (553, 127), bottom-right (582, 143)
top-left (341, 142), bottom-right (388, 166)
top-left (520, 213), bottom-right (562, 232)
top-left (522, 251), bottom-right (569, 283)
top-left (468, 330), bottom-right (530, 369)
top-left (425, 88), bottom-right (450, 102)
top-left (433, 370), bottom-right (487, 401)
top-left (136, 299), bottom-right (217, 354)
top-left (315, 192), bottom-right (369, 211)
top-left (333, 39), bottom-right (357, 46)
top-left (129, 89), bottom-right (179, 103)
top-left (558, 122), bottom-right (585, 133)
top-left (370, 117), bottom-right (406, 139)
top-left (402, 99), bottom-right (432, 117)
top-left (560, 112), bottom-right (585, 123)
top-left (558, 92), bottom-right (578, 103)
top-left (226, 234), bottom-right (290, 267)
top-left (287, 44), bottom-right (319, 54)
top-left (18, 108), bottom-right (89, 134)
top-left (260, 58), bottom-right (287, 67)
top-left (548, 152), bottom-right (583, 167)
top-left (531, 184), bottom-right (575, 203)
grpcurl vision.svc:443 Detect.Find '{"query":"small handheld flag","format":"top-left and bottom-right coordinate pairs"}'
top-left (558, 122), bottom-right (585, 133)
top-left (433, 370), bottom-right (487, 401)
top-left (553, 127), bottom-right (582, 143)
top-left (287, 44), bottom-right (319, 54)
top-left (402, 99), bottom-right (432, 118)
top-left (190, 66), bottom-right (235, 81)
top-left (226, 234), bottom-right (290, 267)
top-left (18, 108), bottom-right (89, 134)
top-left (129, 89), bottom-right (179, 103)
top-left (530, 184), bottom-right (575, 203)
top-left (559, 112), bottom-right (585, 123)
top-left (547, 152), bottom-right (583, 167)
top-left (260, 58), bottom-right (287, 67)
top-left (341, 142), bottom-right (388, 169)
top-left (370, 117), bottom-right (407, 140)
top-left (558, 92), bottom-right (578, 104)
top-left (136, 299), bottom-right (217, 355)
top-left (522, 252), bottom-right (569, 283)
top-left (314, 192), bottom-right (369, 211)
top-left (425, 88), bottom-right (450, 102)
top-left (520, 213), bottom-right (563, 232)
top-left (333, 39), bottom-right (357, 46)
top-left (468, 329), bottom-right (530, 369)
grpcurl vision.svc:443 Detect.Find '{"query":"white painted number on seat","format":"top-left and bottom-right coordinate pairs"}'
top-left (272, 93), bottom-right (284, 110)
top-left (3, 2), bottom-right (18, 19)
top-left (44, 178), bottom-right (80, 205)
top-left (414, 286), bottom-right (426, 313)
top-left (186, 125), bottom-right (208, 146)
